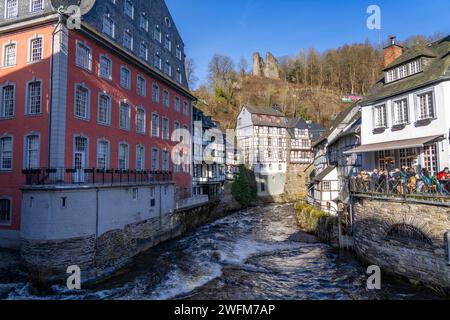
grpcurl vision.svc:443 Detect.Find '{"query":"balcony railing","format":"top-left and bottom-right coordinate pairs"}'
top-left (22, 168), bottom-right (173, 187)
top-left (349, 176), bottom-right (450, 201)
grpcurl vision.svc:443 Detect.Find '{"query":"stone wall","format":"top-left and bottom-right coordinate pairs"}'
top-left (352, 198), bottom-right (450, 292)
top-left (20, 193), bottom-right (222, 285)
top-left (283, 163), bottom-right (313, 201)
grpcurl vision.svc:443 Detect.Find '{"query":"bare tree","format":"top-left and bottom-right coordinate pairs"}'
top-left (185, 57), bottom-right (199, 89)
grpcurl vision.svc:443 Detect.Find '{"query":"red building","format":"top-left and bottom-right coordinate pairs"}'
top-left (0, 3), bottom-right (194, 248)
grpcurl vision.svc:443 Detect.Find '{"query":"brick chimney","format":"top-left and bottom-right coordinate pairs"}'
top-left (383, 36), bottom-right (403, 67)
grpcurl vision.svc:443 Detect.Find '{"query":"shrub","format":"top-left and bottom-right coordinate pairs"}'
top-left (231, 165), bottom-right (257, 208)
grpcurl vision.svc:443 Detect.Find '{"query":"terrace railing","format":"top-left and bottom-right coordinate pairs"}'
top-left (22, 168), bottom-right (173, 187)
top-left (348, 176), bottom-right (450, 201)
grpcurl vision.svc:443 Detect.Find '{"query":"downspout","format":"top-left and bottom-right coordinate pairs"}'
top-left (48, 15), bottom-right (62, 168)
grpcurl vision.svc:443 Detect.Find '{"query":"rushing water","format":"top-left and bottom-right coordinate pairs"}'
top-left (0, 203), bottom-right (441, 300)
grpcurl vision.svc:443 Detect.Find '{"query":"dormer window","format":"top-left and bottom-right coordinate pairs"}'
top-left (386, 58), bottom-right (423, 83)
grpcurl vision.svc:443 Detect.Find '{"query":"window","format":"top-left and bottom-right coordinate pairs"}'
top-left (150, 187), bottom-right (156, 206)
top-left (136, 145), bottom-right (145, 170)
top-left (0, 137), bottom-right (12, 170)
top-left (164, 35), bottom-right (171, 52)
top-left (174, 96), bottom-right (181, 112)
top-left (74, 85), bottom-right (89, 119)
top-left (25, 134), bottom-right (39, 169)
top-left (410, 59), bottom-right (423, 74)
top-left (29, 37), bottom-right (43, 62)
top-left (374, 104), bottom-right (387, 129)
top-left (3, 43), bottom-right (16, 67)
top-left (417, 91), bottom-right (434, 121)
top-left (183, 100), bottom-right (189, 116)
top-left (152, 113), bottom-right (159, 137)
top-left (99, 55), bottom-right (112, 80)
top-left (140, 14), bottom-right (148, 31)
top-left (97, 140), bottom-right (110, 169)
top-left (30, 0), bottom-right (44, 12)
top-left (0, 199), bottom-right (11, 225)
top-left (162, 150), bottom-right (169, 171)
top-left (124, 0), bottom-right (134, 19)
top-left (5, 0), bottom-right (18, 19)
top-left (393, 98), bottom-right (408, 125)
top-left (164, 61), bottom-right (172, 77)
top-left (123, 30), bottom-right (133, 50)
top-left (151, 148), bottom-right (159, 171)
top-left (173, 121), bottom-right (180, 141)
top-left (120, 66), bottom-right (131, 89)
top-left (97, 93), bottom-right (111, 125)
top-left (26, 81), bottom-right (42, 115)
top-left (139, 42), bottom-right (148, 60)
top-left (183, 154), bottom-right (189, 173)
top-left (399, 148), bottom-right (416, 168)
top-left (102, 15), bottom-right (115, 38)
top-left (1, 85), bottom-right (14, 118)
top-left (162, 117), bottom-right (169, 139)
top-left (322, 181), bottom-right (331, 191)
top-left (154, 53), bottom-right (162, 69)
top-left (76, 42), bottom-right (92, 70)
top-left (136, 108), bottom-right (145, 134)
top-left (423, 144), bottom-right (438, 176)
top-left (154, 25), bottom-right (161, 43)
top-left (152, 83), bottom-right (160, 102)
top-left (119, 102), bottom-right (131, 130)
top-left (132, 188), bottom-right (138, 200)
top-left (118, 143), bottom-right (129, 170)
top-left (376, 150), bottom-right (394, 170)
top-left (137, 75), bottom-right (146, 96)
top-left (176, 69), bottom-right (182, 84)
top-left (176, 45), bottom-right (182, 60)
top-left (163, 90), bottom-right (170, 107)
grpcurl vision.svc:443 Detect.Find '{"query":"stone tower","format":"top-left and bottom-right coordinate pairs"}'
top-left (252, 52), bottom-right (281, 80)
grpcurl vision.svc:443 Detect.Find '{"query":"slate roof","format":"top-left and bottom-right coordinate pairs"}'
top-left (361, 35), bottom-right (450, 106)
top-left (244, 106), bottom-right (286, 117)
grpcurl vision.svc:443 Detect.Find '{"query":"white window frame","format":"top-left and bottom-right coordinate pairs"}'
top-left (99, 55), bottom-right (112, 80)
top-left (97, 93), bottom-right (111, 126)
top-left (415, 89), bottom-right (436, 122)
top-left (163, 89), bottom-right (170, 107)
top-left (139, 42), bottom-right (148, 61)
top-left (124, 0), bottom-right (134, 19)
top-left (4, 0), bottom-right (18, 19)
top-left (2, 41), bottom-right (17, 67)
top-left (102, 14), bottom-right (115, 38)
top-left (28, 36), bottom-right (44, 63)
top-left (123, 30), bottom-right (133, 51)
top-left (151, 147), bottom-right (159, 171)
top-left (151, 112), bottom-right (159, 137)
top-left (75, 41), bottom-right (92, 71)
top-left (152, 83), bottom-right (160, 103)
top-left (120, 66), bottom-right (131, 89)
top-left (23, 133), bottom-right (40, 169)
top-left (392, 97), bottom-right (409, 126)
top-left (0, 83), bottom-right (15, 118)
top-left (140, 13), bottom-right (149, 32)
top-left (0, 135), bottom-right (13, 171)
top-left (136, 107), bottom-right (146, 134)
top-left (96, 139), bottom-right (110, 169)
top-left (74, 83), bottom-right (90, 120)
top-left (137, 75), bottom-right (146, 96)
top-left (136, 145), bottom-right (145, 171)
top-left (25, 79), bottom-right (42, 115)
top-left (119, 101), bottom-right (131, 130)
top-left (118, 142), bottom-right (130, 170)
top-left (162, 117), bottom-right (169, 140)
top-left (373, 104), bottom-right (387, 129)
top-left (29, 0), bottom-right (44, 13)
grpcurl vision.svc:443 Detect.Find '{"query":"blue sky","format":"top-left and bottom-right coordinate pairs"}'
top-left (166, 0), bottom-right (450, 87)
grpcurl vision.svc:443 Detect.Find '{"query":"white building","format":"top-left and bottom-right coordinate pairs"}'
top-left (236, 106), bottom-right (288, 197)
top-left (192, 107), bottom-right (226, 199)
top-left (346, 35), bottom-right (450, 175)
top-left (287, 118), bottom-right (325, 164)
top-left (309, 105), bottom-right (361, 214)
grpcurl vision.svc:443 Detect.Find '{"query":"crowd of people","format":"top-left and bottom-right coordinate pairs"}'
top-left (352, 166), bottom-right (450, 195)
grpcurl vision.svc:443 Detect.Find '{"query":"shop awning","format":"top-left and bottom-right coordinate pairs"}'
top-left (343, 135), bottom-right (444, 154)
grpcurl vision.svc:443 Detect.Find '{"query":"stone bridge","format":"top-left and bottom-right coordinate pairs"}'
top-left (352, 197), bottom-right (450, 293)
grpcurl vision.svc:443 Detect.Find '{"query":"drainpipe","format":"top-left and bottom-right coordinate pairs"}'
top-left (48, 16), bottom-right (62, 168)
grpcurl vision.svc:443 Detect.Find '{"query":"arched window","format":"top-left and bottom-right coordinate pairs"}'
top-left (386, 223), bottom-right (432, 245)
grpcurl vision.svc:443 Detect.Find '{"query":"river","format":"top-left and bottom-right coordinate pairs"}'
top-left (0, 203), bottom-right (440, 300)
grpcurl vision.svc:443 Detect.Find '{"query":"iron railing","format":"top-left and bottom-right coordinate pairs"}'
top-left (349, 176), bottom-right (450, 199)
top-left (22, 168), bottom-right (173, 187)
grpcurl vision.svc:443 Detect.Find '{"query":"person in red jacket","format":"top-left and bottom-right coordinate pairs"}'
top-left (437, 167), bottom-right (450, 193)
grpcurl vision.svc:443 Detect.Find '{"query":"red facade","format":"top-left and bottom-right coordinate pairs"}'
top-left (0, 21), bottom-right (193, 234)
